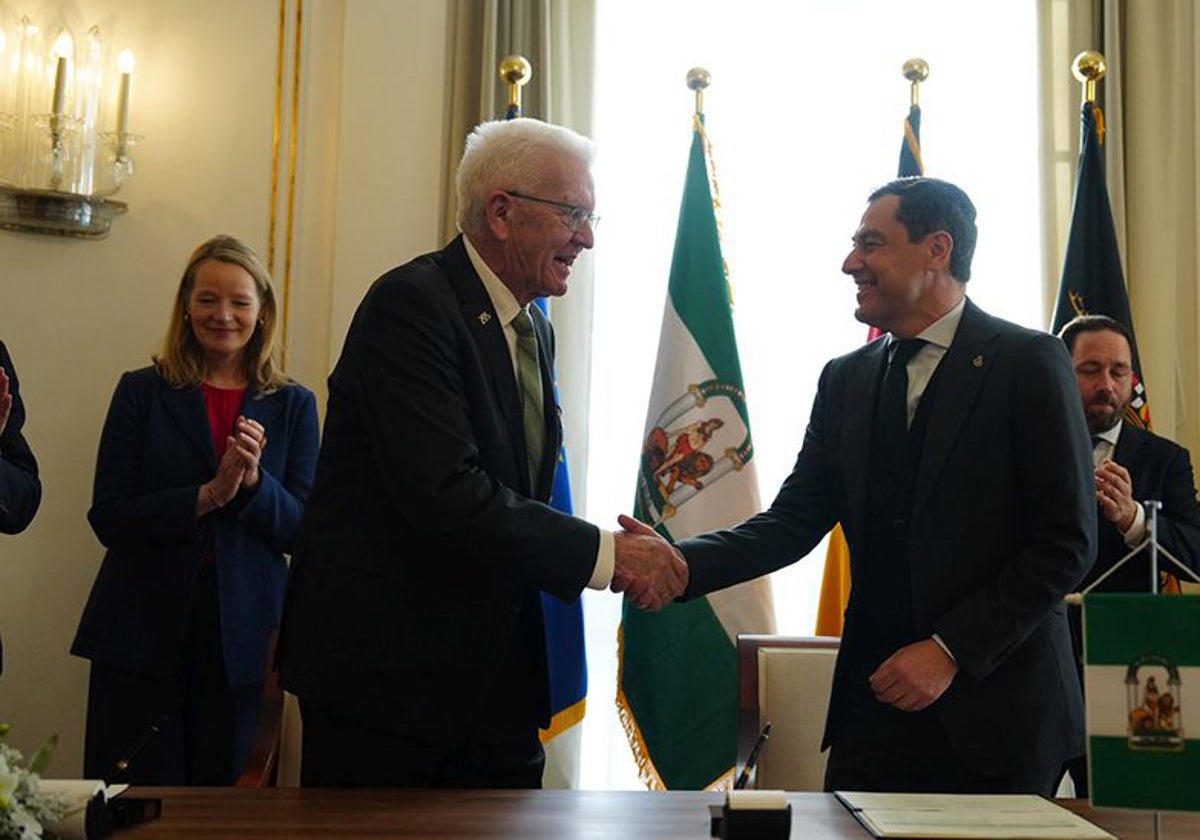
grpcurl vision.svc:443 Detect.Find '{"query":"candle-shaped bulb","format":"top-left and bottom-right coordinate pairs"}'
top-left (116, 48), bottom-right (134, 136)
top-left (51, 30), bottom-right (71, 56)
top-left (50, 30), bottom-right (72, 117)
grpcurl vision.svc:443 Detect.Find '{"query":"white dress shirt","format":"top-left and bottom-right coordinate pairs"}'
top-left (890, 297), bottom-right (967, 429)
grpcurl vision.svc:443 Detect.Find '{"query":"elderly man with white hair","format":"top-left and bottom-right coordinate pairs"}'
top-left (279, 118), bottom-right (685, 788)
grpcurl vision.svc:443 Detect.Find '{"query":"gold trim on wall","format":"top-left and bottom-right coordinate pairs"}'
top-left (283, 0), bottom-right (304, 358)
top-left (269, 0), bottom-right (286, 274)
top-left (268, 0), bottom-right (303, 366)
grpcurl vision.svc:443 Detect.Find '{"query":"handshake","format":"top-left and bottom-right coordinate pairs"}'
top-left (611, 513), bottom-right (689, 611)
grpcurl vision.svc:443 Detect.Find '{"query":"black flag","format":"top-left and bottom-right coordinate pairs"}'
top-left (1051, 102), bottom-right (1150, 429)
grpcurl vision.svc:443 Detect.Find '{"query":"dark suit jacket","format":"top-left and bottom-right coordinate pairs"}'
top-left (0, 340), bottom-right (41, 535)
top-left (71, 367), bottom-right (319, 687)
top-left (679, 300), bottom-right (1096, 779)
top-left (278, 236), bottom-right (599, 742)
top-left (1069, 424), bottom-right (1200, 665)
top-left (1084, 424), bottom-right (1200, 591)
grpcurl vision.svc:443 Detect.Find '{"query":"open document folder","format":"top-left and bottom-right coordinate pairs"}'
top-left (835, 792), bottom-right (1115, 839)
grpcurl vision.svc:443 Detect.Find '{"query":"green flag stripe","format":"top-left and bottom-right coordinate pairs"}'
top-left (620, 597), bottom-right (737, 790)
top-left (1084, 595), bottom-right (1200, 666)
top-left (668, 127), bottom-right (749, 422)
top-left (1090, 736), bottom-right (1200, 811)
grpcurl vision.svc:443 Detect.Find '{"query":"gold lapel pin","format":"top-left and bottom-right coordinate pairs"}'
top-left (478, 312), bottom-right (492, 325)
top-left (973, 355), bottom-right (984, 368)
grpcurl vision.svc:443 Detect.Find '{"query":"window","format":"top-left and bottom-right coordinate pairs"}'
top-left (582, 0), bottom-right (1041, 789)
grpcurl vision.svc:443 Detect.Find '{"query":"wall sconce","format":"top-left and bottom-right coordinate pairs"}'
top-left (0, 9), bottom-right (141, 238)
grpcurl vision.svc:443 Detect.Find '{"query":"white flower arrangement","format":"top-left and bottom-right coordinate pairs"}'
top-left (0, 725), bottom-right (66, 840)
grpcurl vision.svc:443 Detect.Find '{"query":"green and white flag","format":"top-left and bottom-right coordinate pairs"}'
top-left (617, 117), bottom-right (776, 791)
top-left (1084, 593), bottom-right (1200, 812)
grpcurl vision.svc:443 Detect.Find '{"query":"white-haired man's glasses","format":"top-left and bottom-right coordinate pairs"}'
top-left (505, 190), bottom-right (600, 233)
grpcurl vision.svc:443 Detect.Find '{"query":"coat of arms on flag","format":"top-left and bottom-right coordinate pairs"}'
top-left (638, 381), bottom-right (751, 526)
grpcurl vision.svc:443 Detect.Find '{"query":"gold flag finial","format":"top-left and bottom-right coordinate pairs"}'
top-left (499, 55), bottom-right (532, 117)
top-left (687, 67), bottom-right (711, 117)
top-left (1072, 51), bottom-right (1107, 105)
top-left (902, 58), bottom-right (929, 107)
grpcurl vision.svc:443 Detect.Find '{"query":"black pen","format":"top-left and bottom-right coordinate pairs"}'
top-left (733, 721), bottom-right (771, 790)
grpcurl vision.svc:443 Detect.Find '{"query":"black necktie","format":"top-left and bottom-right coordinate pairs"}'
top-left (876, 338), bottom-right (926, 454)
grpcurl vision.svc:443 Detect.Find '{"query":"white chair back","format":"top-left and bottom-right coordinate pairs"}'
top-left (737, 635), bottom-right (839, 792)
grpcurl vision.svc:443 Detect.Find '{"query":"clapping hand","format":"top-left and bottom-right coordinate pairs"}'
top-left (205, 437), bottom-right (247, 508)
top-left (232, 416), bottom-right (267, 489)
top-left (198, 417), bottom-right (268, 514)
top-left (611, 513), bottom-right (689, 611)
top-left (1095, 459), bottom-right (1137, 532)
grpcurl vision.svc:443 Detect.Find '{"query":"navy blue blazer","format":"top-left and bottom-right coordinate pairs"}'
top-left (71, 367), bottom-right (319, 687)
top-left (0, 340), bottom-right (41, 535)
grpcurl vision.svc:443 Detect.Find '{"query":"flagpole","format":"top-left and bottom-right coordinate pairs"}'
top-left (687, 67), bottom-right (710, 117)
top-left (1067, 52), bottom-right (1173, 834)
top-left (1072, 50), bottom-right (1106, 106)
top-left (500, 54), bottom-right (532, 119)
top-left (494, 53), bottom-right (588, 789)
top-left (902, 57), bottom-right (928, 106)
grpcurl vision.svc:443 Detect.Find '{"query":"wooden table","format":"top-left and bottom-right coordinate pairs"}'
top-left (112, 787), bottom-right (1200, 839)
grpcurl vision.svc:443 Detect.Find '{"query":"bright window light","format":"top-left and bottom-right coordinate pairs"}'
top-left (581, 0), bottom-right (1041, 789)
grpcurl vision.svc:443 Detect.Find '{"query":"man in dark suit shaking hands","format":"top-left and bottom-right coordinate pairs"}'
top-left (278, 118), bottom-right (686, 789)
top-left (627, 177), bottom-right (1096, 794)
top-left (1057, 314), bottom-right (1200, 795)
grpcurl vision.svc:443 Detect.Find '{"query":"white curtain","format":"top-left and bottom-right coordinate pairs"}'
top-left (1039, 0), bottom-right (1200, 455)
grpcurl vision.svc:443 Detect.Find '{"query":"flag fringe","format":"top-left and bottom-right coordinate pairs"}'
top-left (691, 112), bottom-right (735, 310)
top-left (616, 621), bottom-right (741, 791)
top-left (615, 622), bottom-right (667, 790)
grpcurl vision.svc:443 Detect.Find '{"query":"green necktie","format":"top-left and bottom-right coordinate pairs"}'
top-left (511, 308), bottom-right (545, 488)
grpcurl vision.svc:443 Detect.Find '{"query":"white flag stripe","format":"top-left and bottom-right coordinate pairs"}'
top-left (1085, 664), bottom-right (1199, 738)
top-left (646, 302), bottom-right (773, 641)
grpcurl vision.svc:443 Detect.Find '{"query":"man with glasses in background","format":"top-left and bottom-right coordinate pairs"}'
top-left (279, 118), bottom-right (686, 788)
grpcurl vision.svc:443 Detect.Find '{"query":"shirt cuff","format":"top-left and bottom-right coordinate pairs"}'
top-left (587, 528), bottom-right (615, 590)
top-left (931, 633), bottom-right (957, 663)
top-left (1121, 502), bottom-right (1147, 547)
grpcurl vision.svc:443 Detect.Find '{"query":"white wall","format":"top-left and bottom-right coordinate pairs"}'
top-left (0, 0), bottom-right (451, 774)
top-left (328, 0), bottom-right (450, 350)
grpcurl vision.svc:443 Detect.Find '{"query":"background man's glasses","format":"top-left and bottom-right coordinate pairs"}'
top-left (506, 190), bottom-right (600, 233)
